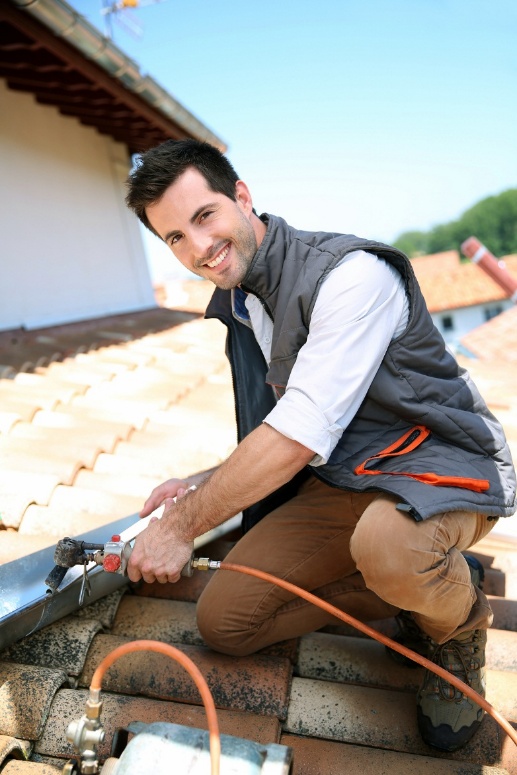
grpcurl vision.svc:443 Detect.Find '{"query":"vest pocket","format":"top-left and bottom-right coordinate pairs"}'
top-left (354, 425), bottom-right (490, 493)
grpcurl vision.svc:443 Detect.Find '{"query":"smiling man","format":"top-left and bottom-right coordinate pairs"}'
top-left (146, 167), bottom-right (264, 289)
top-left (125, 139), bottom-right (516, 752)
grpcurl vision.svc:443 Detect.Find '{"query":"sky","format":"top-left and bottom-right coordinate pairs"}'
top-left (69, 0), bottom-right (517, 281)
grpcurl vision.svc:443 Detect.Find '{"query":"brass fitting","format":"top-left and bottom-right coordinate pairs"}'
top-left (192, 557), bottom-right (221, 571)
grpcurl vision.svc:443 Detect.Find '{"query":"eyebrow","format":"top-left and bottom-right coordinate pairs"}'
top-left (163, 201), bottom-right (219, 244)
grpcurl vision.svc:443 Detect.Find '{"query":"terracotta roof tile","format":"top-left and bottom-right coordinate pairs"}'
top-left (9, 424), bottom-right (120, 455)
top-left (18, 504), bottom-right (136, 539)
top-left (45, 485), bottom-right (142, 519)
top-left (36, 362), bottom-right (120, 387)
top-left (0, 533), bottom-right (56, 565)
top-left (1, 295), bottom-right (516, 773)
top-left (0, 617), bottom-right (102, 677)
top-left (35, 688), bottom-right (282, 761)
top-left (80, 633), bottom-right (292, 718)
top-left (0, 438), bottom-right (101, 470)
top-left (462, 306), bottom-right (517, 361)
top-left (0, 411), bottom-right (22, 433)
top-left (71, 590), bottom-right (125, 629)
top-left (0, 455), bottom-right (82, 487)
top-left (281, 734), bottom-right (512, 774)
top-left (0, 663), bottom-right (68, 739)
top-left (31, 409), bottom-right (134, 441)
top-left (72, 469), bottom-right (164, 499)
top-left (0, 399), bottom-right (38, 423)
top-left (111, 597), bottom-right (202, 645)
top-left (0, 736), bottom-right (32, 767)
top-left (0, 472), bottom-right (60, 506)
top-left (488, 597), bottom-right (517, 631)
top-left (1, 761), bottom-right (62, 774)
top-left (91, 451), bottom-right (192, 479)
top-left (0, 380), bottom-right (83, 406)
top-left (412, 252), bottom-right (517, 312)
top-left (297, 631), bottom-right (423, 692)
top-left (14, 373), bottom-right (89, 396)
top-left (286, 676), bottom-right (506, 765)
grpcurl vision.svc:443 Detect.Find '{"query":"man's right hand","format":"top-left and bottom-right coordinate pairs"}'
top-left (139, 478), bottom-right (190, 518)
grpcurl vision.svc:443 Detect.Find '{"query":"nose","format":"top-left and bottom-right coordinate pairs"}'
top-left (189, 229), bottom-right (214, 263)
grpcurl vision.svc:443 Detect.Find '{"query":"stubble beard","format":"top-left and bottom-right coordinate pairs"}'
top-left (205, 216), bottom-right (258, 291)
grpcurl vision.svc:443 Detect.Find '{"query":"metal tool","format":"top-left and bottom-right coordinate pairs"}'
top-left (44, 485), bottom-right (224, 600)
top-left (45, 531), bottom-right (220, 593)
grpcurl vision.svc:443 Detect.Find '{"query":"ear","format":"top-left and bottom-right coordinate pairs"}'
top-left (235, 180), bottom-right (253, 216)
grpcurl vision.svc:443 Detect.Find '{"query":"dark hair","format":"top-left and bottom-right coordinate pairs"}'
top-left (125, 139), bottom-right (240, 235)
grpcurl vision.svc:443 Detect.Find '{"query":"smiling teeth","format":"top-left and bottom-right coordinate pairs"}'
top-left (207, 245), bottom-right (229, 268)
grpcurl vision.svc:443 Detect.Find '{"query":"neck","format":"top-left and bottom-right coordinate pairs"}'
top-left (251, 211), bottom-right (267, 248)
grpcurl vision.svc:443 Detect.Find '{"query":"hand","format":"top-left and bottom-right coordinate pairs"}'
top-left (140, 478), bottom-right (189, 518)
top-left (128, 498), bottom-right (194, 584)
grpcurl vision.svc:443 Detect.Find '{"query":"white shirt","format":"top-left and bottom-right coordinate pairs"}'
top-left (236, 250), bottom-right (409, 466)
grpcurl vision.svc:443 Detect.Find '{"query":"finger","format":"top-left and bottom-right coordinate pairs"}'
top-left (140, 484), bottom-right (170, 517)
top-left (168, 572), bottom-right (181, 584)
top-left (140, 496), bottom-right (162, 518)
top-left (141, 572), bottom-right (156, 584)
top-left (163, 497), bottom-right (175, 513)
top-left (127, 566), bottom-right (142, 584)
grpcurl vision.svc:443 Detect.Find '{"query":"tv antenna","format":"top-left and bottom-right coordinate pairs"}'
top-left (101, 0), bottom-right (165, 41)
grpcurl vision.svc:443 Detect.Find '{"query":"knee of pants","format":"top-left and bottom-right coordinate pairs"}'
top-left (349, 511), bottom-right (416, 597)
top-left (196, 582), bottom-right (257, 657)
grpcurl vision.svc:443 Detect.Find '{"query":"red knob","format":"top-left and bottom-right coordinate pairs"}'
top-left (111, 535), bottom-right (121, 541)
top-left (103, 554), bottom-right (121, 572)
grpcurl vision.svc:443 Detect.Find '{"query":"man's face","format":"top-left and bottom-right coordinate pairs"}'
top-left (146, 168), bottom-right (259, 290)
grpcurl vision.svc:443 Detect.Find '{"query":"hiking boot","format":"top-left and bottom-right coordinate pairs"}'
top-left (417, 628), bottom-right (486, 751)
top-left (386, 610), bottom-right (435, 667)
top-left (385, 553), bottom-right (485, 669)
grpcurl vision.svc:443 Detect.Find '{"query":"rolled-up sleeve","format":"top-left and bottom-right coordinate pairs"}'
top-left (264, 387), bottom-right (344, 465)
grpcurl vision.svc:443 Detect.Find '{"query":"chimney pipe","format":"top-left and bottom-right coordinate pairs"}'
top-left (461, 237), bottom-right (517, 304)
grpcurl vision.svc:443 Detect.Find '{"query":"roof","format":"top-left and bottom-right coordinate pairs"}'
top-left (0, 0), bottom-right (226, 154)
top-left (411, 251), bottom-right (517, 313)
top-left (461, 306), bottom-right (517, 362)
top-left (0, 284), bottom-right (517, 774)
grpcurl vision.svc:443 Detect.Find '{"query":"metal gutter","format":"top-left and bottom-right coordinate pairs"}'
top-left (0, 512), bottom-right (241, 652)
top-left (10, 0), bottom-right (226, 151)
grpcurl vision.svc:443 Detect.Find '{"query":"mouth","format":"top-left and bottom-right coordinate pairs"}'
top-left (206, 243), bottom-right (230, 269)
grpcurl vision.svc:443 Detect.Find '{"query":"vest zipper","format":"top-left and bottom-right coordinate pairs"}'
top-left (240, 285), bottom-right (274, 321)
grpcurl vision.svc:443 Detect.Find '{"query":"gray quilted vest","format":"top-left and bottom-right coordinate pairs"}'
top-left (206, 214), bottom-right (516, 528)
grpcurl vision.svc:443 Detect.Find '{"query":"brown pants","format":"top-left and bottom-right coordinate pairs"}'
top-left (197, 475), bottom-right (495, 656)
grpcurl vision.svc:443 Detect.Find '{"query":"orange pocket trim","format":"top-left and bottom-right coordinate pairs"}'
top-left (354, 425), bottom-right (490, 494)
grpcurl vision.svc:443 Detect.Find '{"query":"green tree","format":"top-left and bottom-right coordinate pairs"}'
top-left (393, 189), bottom-right (517, 258)
top-left (392, 230), bottom-right (429, 257)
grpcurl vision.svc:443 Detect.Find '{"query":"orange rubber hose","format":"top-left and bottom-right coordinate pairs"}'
top-left (90, 640), bottom-right (220, 775)
top-left (221, 561), bottom-right (517, 748)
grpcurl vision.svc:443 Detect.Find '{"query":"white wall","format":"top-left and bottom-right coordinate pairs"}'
top-left (0, 80), bottom-right (155, 331)
top-left (432, 299), bottom-right (513, 351)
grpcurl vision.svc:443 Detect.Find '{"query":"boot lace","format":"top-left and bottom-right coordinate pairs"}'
top-left (430, 634), bottom-right (482, 702)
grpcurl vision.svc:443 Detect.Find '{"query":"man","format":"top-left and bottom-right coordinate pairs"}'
top-left (125, 139), bottom-right (516, 752)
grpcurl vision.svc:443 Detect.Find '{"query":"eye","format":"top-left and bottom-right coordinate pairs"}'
top-left (199, 210), bottom-right (214, 222)
top-left (169, 234), bottom-right (182, 246)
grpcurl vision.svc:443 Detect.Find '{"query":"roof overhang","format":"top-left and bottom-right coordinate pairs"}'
top-left (0, 0), bottom-right (226, 155)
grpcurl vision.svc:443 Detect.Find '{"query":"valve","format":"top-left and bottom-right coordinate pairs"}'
top-left (65, 696), bottom-right (105, 774)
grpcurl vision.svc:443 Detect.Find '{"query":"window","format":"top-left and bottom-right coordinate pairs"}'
top-left (484, 305), bottom-right (503, 322)
top-left (441, 315), bottom-right (454, 331)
